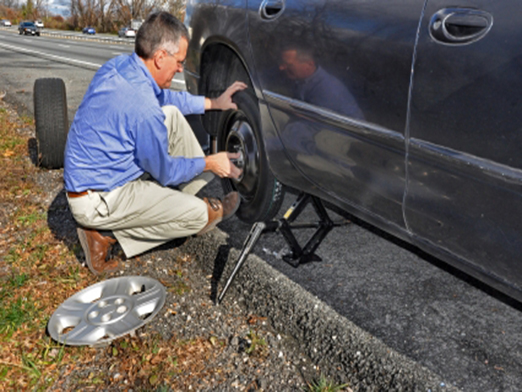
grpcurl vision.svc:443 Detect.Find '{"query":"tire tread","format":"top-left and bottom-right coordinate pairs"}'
top-left (33, 78), bottom-right (69, 169)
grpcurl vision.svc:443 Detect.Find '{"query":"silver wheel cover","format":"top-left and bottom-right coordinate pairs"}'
top-left (48, 276), bottom-right (166, 346)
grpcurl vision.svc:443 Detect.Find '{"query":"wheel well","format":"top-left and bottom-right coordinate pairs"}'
top-left (199, 44), bottom-right (254, 99)
top-left (199, 44), bottom-right (256, 137)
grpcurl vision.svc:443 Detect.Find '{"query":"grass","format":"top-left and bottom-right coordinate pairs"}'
top-left (0, 97), bottom-right (349, 390)
top-left (0, 99), bottom-right (228, 389)
top-left (0, 296), bottom-right (39, 337)
top-left (17, 210), bottom-right (46, 226)
top-left (305, 374), bottom-right (350, 392)
top-left (0, 272), bottom-right (37, 336)
top-left (246, 329), bottom-right (268, 356)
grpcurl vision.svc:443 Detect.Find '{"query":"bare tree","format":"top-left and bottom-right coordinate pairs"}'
top-left (21, 0), bottom-right (35, 19)
top-left (1, 0), bottom-right (20, 9)
top-left (168, 0), bottom-right (185, 21)
top-left (33, 0), bottom-right (44, 17)
top-left (68, 0), bottom-right (184, 33)
top-left (69, 0), bottom-right (113, 31)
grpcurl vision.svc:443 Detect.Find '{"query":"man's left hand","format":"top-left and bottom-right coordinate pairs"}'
top-left (206, 81), bottom-right (248, 111)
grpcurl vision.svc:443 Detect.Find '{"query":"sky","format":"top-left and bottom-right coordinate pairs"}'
top-left (47, 0), bottom-right (70, 17)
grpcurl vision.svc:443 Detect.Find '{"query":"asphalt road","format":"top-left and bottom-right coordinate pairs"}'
top-left (0, 27), bottom-right (186, 90)
top-left (1, 31), bottom-right (521, 391)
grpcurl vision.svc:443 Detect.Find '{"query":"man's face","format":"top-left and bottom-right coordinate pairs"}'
top-left (155, 37), bottom-right (188, 89)
top-left (279, 50), bottom-right (316, 80)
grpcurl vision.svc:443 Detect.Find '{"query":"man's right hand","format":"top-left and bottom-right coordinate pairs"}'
top-left (204, 152), bottom-right (242, 179)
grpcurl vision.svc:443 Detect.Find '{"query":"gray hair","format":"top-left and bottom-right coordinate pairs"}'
top-left (135, 12), bottom-right (189, 59)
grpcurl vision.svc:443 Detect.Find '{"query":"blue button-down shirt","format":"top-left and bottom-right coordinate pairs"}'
top-left (64, 53), bottom-right (206, 192)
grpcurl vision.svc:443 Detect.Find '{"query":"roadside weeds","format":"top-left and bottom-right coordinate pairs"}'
top-left (0, 98), bottom-right (350, 391)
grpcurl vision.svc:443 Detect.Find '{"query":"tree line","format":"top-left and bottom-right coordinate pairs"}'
top-left (0, 0), bottom-right (186, 33)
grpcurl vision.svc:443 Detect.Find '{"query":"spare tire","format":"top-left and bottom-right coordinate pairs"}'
top-left (218, 91), bottom-right (285, 223)
top-left (33, 78), bottom-right (69, 169)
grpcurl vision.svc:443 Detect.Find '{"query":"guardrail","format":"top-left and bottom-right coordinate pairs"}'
top-left (0, 26), bottom-right (135, 46)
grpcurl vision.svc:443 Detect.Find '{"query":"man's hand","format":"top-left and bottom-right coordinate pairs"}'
top-left (205, 81), bottom-right (248, 111)
top-left (204, 152), bottom-right (242, 179)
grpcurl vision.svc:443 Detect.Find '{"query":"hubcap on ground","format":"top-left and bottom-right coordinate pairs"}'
top-left (48, 276), bottom-right (166, 346)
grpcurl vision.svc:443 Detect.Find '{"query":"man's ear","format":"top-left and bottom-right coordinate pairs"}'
top-left (153, 50), bottom-right (165, 70)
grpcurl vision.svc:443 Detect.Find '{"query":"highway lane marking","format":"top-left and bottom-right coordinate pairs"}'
top-left (58, 44), bottom-right (70, 48)
top-left (112, 52), bottom-right (123, 55)
top-left (0, 41), bottom-right (101, 69)
top-left (0, 41), bottom-right (185, 88)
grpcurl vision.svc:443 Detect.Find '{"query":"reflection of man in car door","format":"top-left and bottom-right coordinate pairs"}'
top-left (279, 45), bottom-right (363, 118)
top-left (277, 44), bottom-right (364, 183)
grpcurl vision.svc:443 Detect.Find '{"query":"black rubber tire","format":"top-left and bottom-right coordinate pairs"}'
top-left (33, 78), bottom-right (69, 169)
top-left (217, 91), bottom-right (284, 223)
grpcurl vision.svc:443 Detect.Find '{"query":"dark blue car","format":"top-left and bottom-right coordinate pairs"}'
top-left (184, 1), bottom-right (522, 303)
top-left (82, 26), bottom-right (96, 35)
top-left (18, 21), bottom-right (40, 36)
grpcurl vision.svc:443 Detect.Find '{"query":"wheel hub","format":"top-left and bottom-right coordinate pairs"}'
top-left (226, 118), bottom-right (259, 198)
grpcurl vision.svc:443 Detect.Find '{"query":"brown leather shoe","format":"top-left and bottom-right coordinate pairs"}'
top-left (77, 227), bottom-right (120, 275)
top-left (198, 191), bottom-right (240, 235)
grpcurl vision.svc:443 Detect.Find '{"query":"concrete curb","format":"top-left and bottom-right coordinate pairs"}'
top-left (182, 231), bottom-right (460, 392)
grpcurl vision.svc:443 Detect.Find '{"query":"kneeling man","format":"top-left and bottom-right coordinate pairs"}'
top-left (64, 12), bottom-right (245, 275)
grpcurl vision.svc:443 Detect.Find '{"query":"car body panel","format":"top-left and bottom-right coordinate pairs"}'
top-left (405, 0), bottom-right (522, 292)
top-left (185, 0), bottom-right (522, 301)
top-left (184, 1), bottom-right (251, 90)
top-left (1, 19), bottom-right (12, 27)
top-left (247, 0), bottom-right (426, 228)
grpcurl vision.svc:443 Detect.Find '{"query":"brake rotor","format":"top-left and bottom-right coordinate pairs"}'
top-left (47, 276), bottom-right (166, 346)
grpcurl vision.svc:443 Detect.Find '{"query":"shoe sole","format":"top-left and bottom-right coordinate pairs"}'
top-left (77, 227), bottom-right (99, 275)
top-left (77, 227), bottom-right (119, 275)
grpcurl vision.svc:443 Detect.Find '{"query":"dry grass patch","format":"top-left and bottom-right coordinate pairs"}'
top-left (0, 101), bottom-right (226, 390)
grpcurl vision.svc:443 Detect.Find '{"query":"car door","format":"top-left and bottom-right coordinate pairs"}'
top-left (247, 0), bottom-right (426, 228)
top-left (405, 0), bottom-right (522, 286)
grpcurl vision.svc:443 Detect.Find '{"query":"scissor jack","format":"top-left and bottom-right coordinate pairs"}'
top-left (217, 192), bottom-right (349, 304)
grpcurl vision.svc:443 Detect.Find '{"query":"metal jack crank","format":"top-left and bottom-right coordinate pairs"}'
top-left (217, 192), bottom-right (349, 304)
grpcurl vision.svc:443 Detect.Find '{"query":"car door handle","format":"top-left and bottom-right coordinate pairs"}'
top-left (259, 0), bottom-right (286, 20)
top-left (430, 8), bottom-right (493, 45)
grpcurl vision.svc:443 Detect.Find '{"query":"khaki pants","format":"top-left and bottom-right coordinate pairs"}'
top-left (67, 106), bottom-right (214, 258)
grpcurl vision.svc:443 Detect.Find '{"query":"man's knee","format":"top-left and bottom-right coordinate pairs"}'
top-left (162, 105), bottom-right (183, 121)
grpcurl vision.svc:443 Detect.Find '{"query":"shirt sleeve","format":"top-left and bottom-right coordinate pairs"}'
top-left (162, 90), bottom-right (206, 115)
top-left (133, 113), bottom-right (206, 187)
